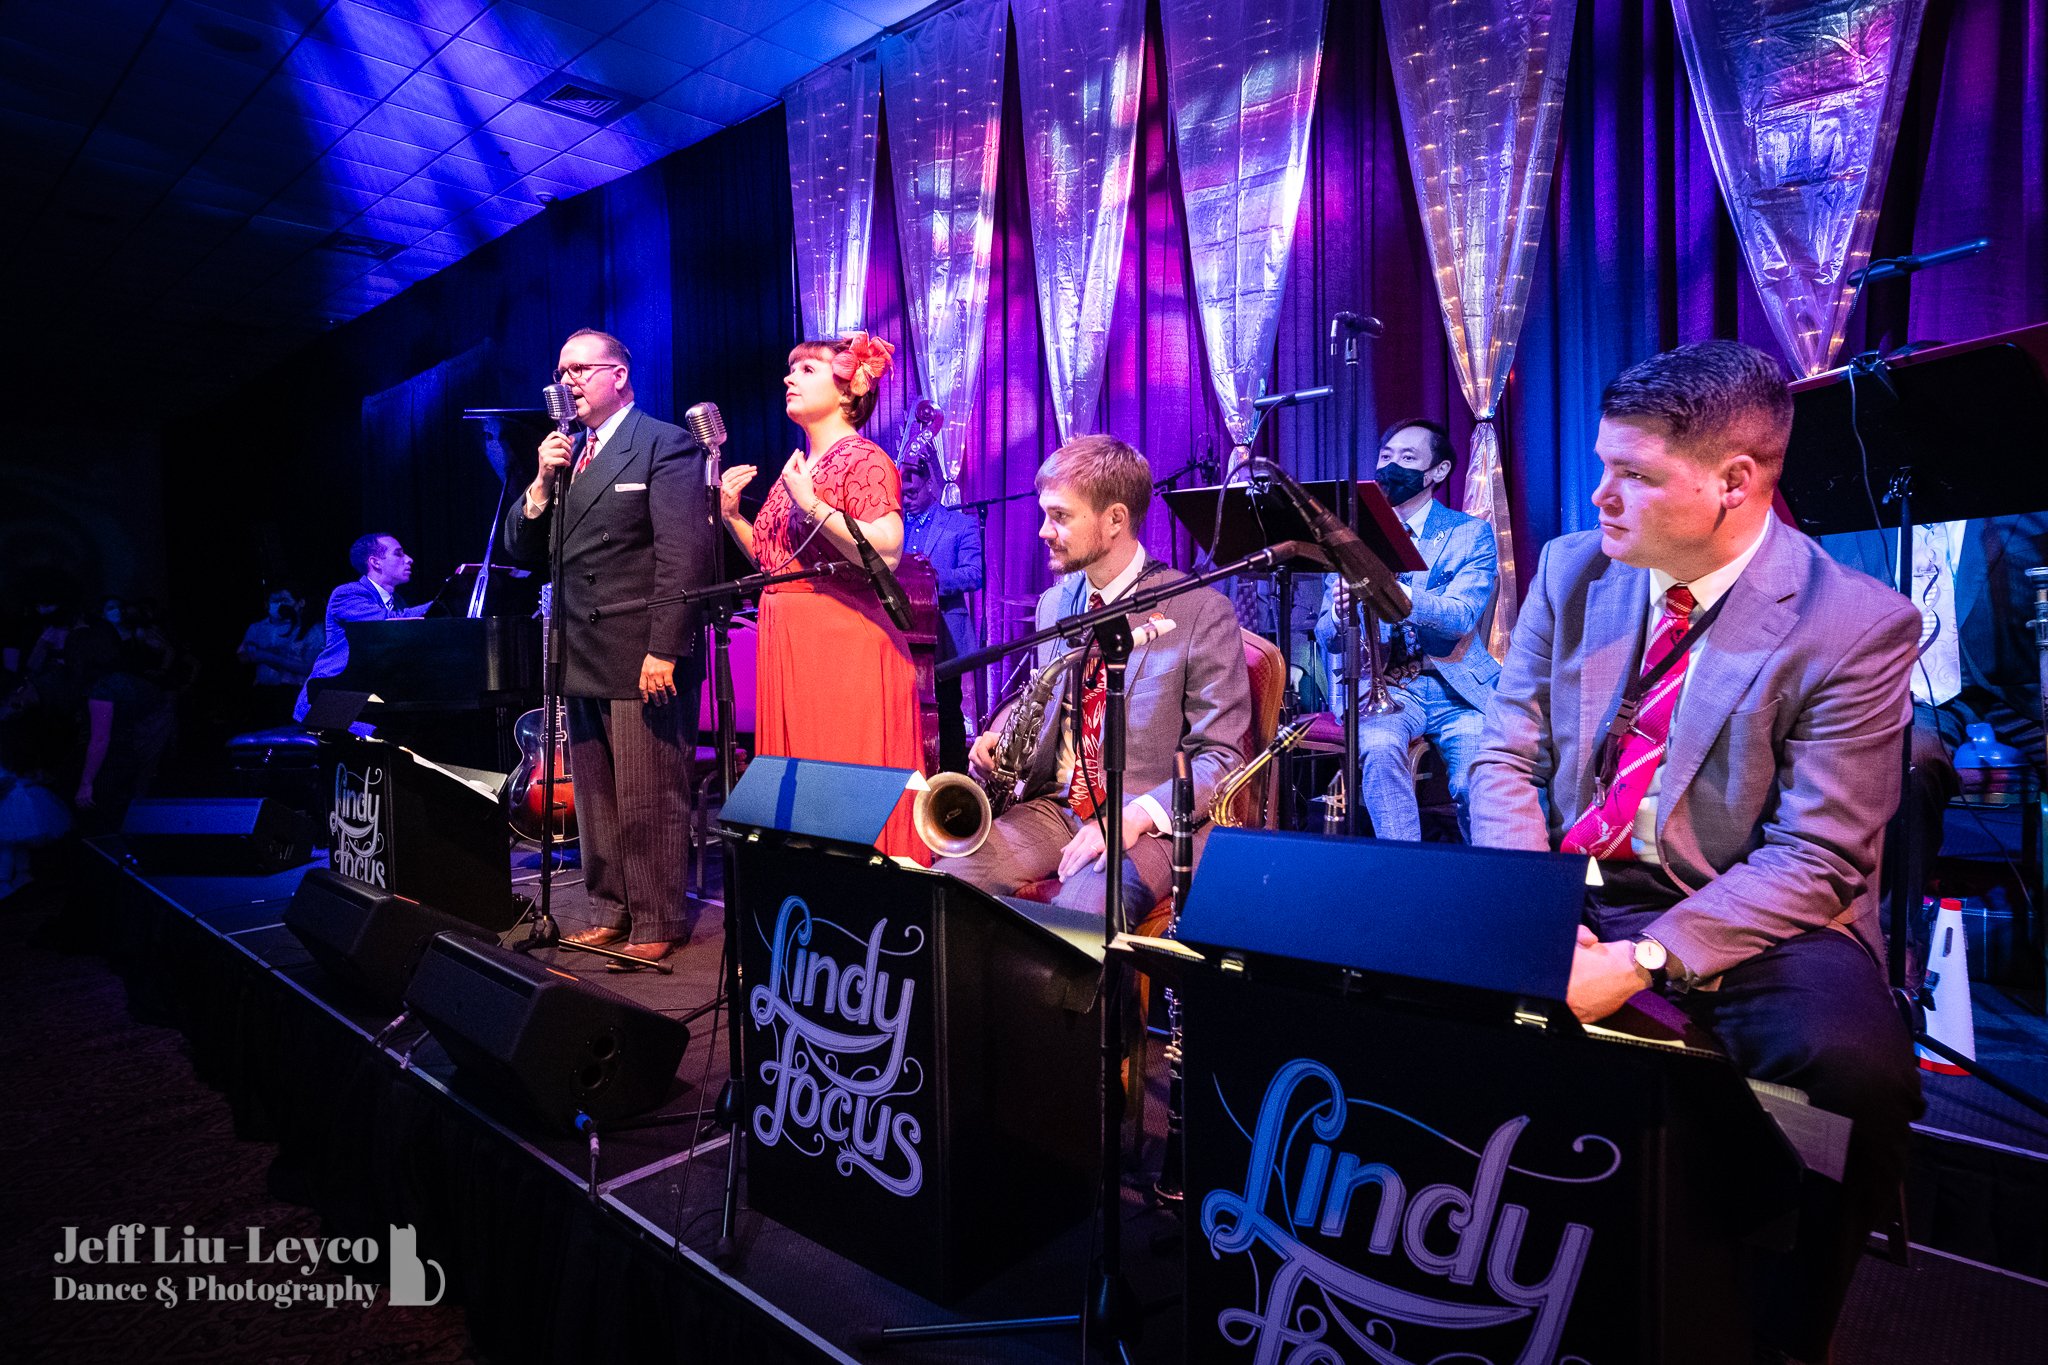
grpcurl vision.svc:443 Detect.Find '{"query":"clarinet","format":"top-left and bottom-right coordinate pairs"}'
top-left (1154, 748), bottom-right (1194, 1205)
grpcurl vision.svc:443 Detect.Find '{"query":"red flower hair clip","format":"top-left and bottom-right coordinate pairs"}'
top-left (831, 332), bottom-right (896, 397)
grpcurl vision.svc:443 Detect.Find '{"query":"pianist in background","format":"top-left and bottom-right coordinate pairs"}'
top-left (502, 328), bottom-right (712, 967)
top-left (1468, 341), bottom-right (1922, 1362)
top-left (293, 533), bottom-right (428, 724)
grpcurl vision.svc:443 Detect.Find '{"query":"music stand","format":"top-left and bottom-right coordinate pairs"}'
top-left (1163, 480), bottom-right (1423, 832)
top-left (1779, 327), bottom-right (2048, 1121)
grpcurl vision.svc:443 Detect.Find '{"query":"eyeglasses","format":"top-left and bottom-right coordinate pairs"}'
top-left (553, 362), bottom-right (623, 383)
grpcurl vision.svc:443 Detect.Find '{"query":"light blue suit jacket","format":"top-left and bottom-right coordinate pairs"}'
top-left (1315, 498), bottom-right (1501, 710)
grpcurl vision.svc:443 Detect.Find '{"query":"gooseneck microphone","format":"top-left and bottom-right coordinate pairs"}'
top-left (684, 401), bottom-right (727, 486)
top-left (1848, 236), bottom-right (1990, 287)
top-left (841, 514), bottom-right (916, 633)
top-left (542, 383), bottom-right (578, 435)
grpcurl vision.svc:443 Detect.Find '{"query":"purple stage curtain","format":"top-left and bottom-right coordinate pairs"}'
top-left (786, 52), bottom-right (884, 339)
top-left (1672, 0), bottom-right (1929, 376)
top-left (880, 0), bottom-right (1011, 486)
top-left (860, 0), bottom-right (2048, 645)
top-left (1014, 0), bottom-right (1147, 445)
top-left (1382, 0), bottom-right (1576, 654)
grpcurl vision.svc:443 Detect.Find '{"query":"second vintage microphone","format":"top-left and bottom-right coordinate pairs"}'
top-left (684, 400), bottom-right (727, 486)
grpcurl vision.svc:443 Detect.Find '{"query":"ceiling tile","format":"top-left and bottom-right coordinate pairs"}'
top-left (330, 128), bottom-right (442, 176)
top-left (614, 3), bottom-right (749, 65)
top-left (346, 0), bottom-right (495, 37)
top-left (567, 126), bottom-right (669, 170)
top-left (515, 0), bottom-right (657, 31)
top-left (418, 151), bottom-right (525, 193)
top-left (385, 71), bottom-right (513, 124)
top-left (250, 74), bottom-right (384, 129)
top-left (385, 174), bottom-right (493, 214)
top-left (311, 1), bottom-right (447, 68)
top-left (282, 38), bottom-right (414, 102)
top-left (760, 2), bottom-right (879, 65)
top-left (563, 39), bottom-right (691, 101)
top-left (421, 39), bottom-right (556, 101)
top-left (160, 0), bottom-right (303, 67)
top-left (608, 102), bottom-right (717, 148)
top-left (653, 72), bottom-right (773, 126)
top-left (699, 37), bottom-right (814, 95)
top-left (450, 130), bottom-right (560, 174)
top-left (484, 100), bottom-right (605, 150)
top-left (668, 0), bottom-right (811, 30)
top-left (178, 0), bottom-right (330, 33)
top-left (462, 3), bottom-right (604, 72)
top-left (310, 154), bottom-right (413, 196)
top-left (353, 101), bottom-right (472, 153)
top-left (828, 0), bottom-right (935, 23)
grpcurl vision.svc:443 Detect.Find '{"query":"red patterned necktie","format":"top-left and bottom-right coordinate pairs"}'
top-left (1068, 590), bottom-right (1108, 820)
top-left (572, 429), bottom-right (600, 478)
top-left (1561, 585), bottom-right (1699, 860)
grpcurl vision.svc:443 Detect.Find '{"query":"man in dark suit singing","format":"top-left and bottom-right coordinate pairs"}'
top-left (1469, 341), bottom-right (1924, 1362)
top-left (502, 329), bottom-right (711, 965)
top-left (951, 434), bottom-right (1250, 916)
top-left (293, 533), bottom-right (429, 723)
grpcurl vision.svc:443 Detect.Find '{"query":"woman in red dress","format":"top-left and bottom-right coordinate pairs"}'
top-left (717, 333), bottom-right (930, 863)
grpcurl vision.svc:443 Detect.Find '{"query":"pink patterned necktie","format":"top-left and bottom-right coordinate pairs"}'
top-left (1561, 585), bottom-right (1698, 860)
top-left (1068, 591), bottom-right (1108, 820)
top-left (573, 429), bottom-right (600, 478)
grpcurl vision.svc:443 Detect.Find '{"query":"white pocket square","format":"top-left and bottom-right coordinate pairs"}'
top-left (613, 482), bottom-right (648, 492)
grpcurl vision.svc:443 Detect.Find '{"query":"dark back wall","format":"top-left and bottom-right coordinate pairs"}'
top-left (163, 109), bottom-right (797, 668)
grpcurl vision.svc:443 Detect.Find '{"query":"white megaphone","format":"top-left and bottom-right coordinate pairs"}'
top-left (1917, 897), bottom-right (1977, 1075)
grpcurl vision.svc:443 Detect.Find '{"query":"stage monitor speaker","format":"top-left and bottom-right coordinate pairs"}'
top-left (284, 869), bottom-right (496, 1010)
top-left (403, 934), bottom-right (691, 1130)
top-left (121, 797), bottom-right (312, 875)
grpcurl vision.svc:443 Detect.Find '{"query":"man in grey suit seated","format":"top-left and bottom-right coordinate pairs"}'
top-left (1469, 341), bottom-right (1923, 1363)
top-left (1315, 419), bottom-right (1499, 839)
top-left (293, 533), bottom-right (429, 723)
top-left (952, 434), bottom-right (1251, 917)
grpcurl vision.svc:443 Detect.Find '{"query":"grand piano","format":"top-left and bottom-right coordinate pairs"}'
top-left (309, 410), bottom-right (552, 770)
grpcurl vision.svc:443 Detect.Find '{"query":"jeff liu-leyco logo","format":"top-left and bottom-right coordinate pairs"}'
top-left (52, 1223), bottom-right (444, 1309)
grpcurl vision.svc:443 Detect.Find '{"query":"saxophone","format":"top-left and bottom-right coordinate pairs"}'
top-left (1209, 715), bottom-right (1316, 827)
top-left (983, 617), bottom-right (1179, 815)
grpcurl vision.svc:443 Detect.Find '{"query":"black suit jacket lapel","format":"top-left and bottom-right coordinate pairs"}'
top-left (564, 408), bottom-right (641, 539)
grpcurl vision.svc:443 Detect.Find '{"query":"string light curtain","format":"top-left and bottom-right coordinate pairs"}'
top-left (1382, 0), bottom-right (1575, 655)
top-left (879, 0), bottom-right (1010, 484)
top-left (1014, 0), bottom-right (1147, 443)
top-left (786, 52), bottom-right (884, 338)
top-left (1671, 0), bottom-right (1928, 376)
top-left (1159, 0), bottom-right (1328, 452)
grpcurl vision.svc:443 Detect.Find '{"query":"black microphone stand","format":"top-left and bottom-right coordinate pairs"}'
top-left (886, 540), bottom-right (1325, 1358)
top-left (511, 434), bottom-right (657, 973)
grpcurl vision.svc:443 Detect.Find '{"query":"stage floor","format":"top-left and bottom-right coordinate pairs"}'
top-left (63, 837), bottom-right (2048, 1365)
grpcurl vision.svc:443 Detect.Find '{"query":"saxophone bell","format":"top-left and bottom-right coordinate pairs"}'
top-left (912, 771), bottom-right (993, 857)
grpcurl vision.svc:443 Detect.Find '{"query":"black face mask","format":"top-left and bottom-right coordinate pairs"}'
top-left (1375, 462), bottom-right (1430, 506)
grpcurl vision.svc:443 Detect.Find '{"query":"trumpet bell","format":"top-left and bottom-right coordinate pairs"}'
top-left (912, 771), bottom-right (992, 858)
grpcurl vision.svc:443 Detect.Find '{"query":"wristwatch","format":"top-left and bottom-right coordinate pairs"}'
top-left (1630, 936), bottom-right (1670, 989)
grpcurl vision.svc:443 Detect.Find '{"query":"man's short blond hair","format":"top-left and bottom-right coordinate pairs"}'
top-left (1035, 434), bottom-right (1152, 528)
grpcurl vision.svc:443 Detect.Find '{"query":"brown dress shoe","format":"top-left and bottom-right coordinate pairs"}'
top-left (606, 940), bottom-right (679, 969)
top-left (562, 925), bottom-right (628, 948)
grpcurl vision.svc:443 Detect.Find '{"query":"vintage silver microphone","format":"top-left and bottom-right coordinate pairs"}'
top-left (542, 382), bottom-right (577, 436)
top-left (684, 400), bottom-right (727, 486)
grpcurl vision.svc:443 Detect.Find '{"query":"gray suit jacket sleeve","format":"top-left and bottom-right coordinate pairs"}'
top-left (1644, 602), bottom-right (1919, 979)
top-left (1467, 538), bottom-right (1561, 852)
